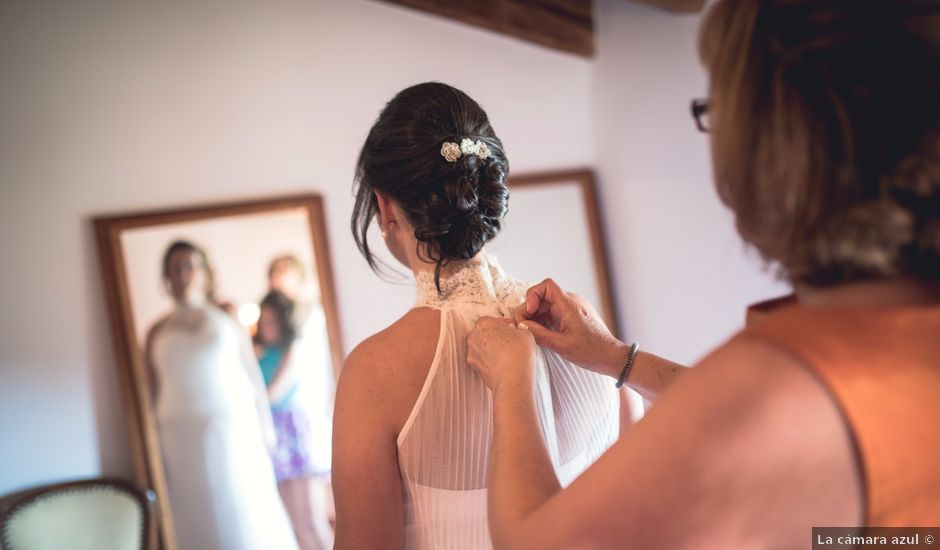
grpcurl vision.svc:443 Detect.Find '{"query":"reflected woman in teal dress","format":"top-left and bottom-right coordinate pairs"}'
top-left (255, 290), bottom-right (332, 550)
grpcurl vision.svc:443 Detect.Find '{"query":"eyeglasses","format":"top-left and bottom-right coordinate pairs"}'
top-left (690, 98), bottom-right (710, 133)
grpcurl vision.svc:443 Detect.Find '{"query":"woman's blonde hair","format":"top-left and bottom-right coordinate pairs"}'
top-left (700, 0), bottom-right (940, 286)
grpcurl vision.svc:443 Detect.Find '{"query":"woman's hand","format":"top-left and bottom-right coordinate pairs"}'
top-left (513, 278), bottom-right (627, 378)
top-left (467, 317), bottom-right (538, 392)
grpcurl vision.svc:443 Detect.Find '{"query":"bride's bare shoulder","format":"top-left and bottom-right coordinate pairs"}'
top-left (335, 308), bottom-right (442, 434)
top-left (346, 307), bottom-right (441, 368)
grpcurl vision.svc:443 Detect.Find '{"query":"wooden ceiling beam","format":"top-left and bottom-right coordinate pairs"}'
top-left (377, 0), bottom-right (595, 57)
top-left (624, 0), bottom-right (706, 14)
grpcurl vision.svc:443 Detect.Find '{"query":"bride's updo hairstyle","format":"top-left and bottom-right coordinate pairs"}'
top-left (700, 0), bottom-right (940, 286)
top-left (352, 82), bottom-right (510, 290)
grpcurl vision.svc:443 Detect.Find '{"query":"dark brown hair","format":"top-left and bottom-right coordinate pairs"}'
top-left (700, 0), bottom-right (940, 286)
top-left (255, 290), bottom-right (297, 349)
top-left (352, 82), bottom-right (510, 291)
top-left (161, 240), bottom-right (217, 301)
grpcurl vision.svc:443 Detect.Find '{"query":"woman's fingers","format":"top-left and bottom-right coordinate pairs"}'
top-left (510, 279), bottom-right (625, 374)
top-left (520, 278), bottom-right (573, 322)
top-left (516, 281), bottom-right (547, 321)
top-left (517, 319), bottom-right (562, 350)
top-left (524, 279), bottom-right (559, 316)
top-left (468, 316), bottom-right (538, 390)
top-left (512, 302), bottom-right (529, 324)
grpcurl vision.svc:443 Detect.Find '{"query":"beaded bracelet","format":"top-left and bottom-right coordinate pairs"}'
top-left (615, 341), bottom-right (640, 389)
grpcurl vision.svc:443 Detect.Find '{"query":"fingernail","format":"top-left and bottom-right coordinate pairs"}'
top-left (518, 322), bottom-right (528, 330)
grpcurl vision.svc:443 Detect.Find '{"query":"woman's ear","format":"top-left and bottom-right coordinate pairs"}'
top-left (374, 190), bottom-right (397, 230)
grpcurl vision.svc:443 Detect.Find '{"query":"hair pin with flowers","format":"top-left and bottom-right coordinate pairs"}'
top-left (441, 138), bottom-right (490, 163)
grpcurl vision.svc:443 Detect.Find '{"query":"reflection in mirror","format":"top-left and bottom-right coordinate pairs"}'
top-left (95, 195), bottom-right (342, 550)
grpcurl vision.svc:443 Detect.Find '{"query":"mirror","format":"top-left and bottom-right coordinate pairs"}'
top-left (95, 194), bottom-right (343, 550)
top-left (494, 169), bottom-right (620, 336)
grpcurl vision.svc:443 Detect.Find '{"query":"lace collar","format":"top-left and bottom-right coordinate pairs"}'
top-left (414, 254), bottom-right (527, 312)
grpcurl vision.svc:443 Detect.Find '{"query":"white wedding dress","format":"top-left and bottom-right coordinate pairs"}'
top-left (400, 255), bottom-right (620, 549)
top-left (151, 306), bottom-right (298, 550)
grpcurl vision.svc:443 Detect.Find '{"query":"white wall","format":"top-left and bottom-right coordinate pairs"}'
top-left (592, 0), bottom-right (789, 365)
top-left (0, 0), bottom-right (595, 493)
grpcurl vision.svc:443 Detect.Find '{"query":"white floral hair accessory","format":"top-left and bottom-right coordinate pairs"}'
top-left (441, 142), bottom-right (461, 162)
top-left (440, 139), bottom-right (490, 162)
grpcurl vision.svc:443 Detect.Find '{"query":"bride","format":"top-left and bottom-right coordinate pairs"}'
top-left (145, 240), bottom-right (298, 550)
top-left (332, 82), bottom-right (629, 549)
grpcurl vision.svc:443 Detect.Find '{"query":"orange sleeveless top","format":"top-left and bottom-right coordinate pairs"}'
top-left (739, 296), bottom-right (940, 526)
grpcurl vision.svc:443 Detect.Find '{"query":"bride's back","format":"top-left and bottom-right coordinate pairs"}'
top-left (397, 256), bottom-right (619, 549)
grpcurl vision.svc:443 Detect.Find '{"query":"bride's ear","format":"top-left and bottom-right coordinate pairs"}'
top-left (374, 190), bottom-right (398, 230)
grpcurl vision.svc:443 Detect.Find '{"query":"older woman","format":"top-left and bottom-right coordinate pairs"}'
top-left (467, 0), bottom-right (940, 548)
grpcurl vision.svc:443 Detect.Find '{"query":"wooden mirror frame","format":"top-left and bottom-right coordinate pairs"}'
top-left (507, 169), bottom-right (620, 337)
top-left (93, 194), bottom-right (344, 550)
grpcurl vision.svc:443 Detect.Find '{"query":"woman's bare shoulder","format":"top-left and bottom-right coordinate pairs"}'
top-left (336, 308), bottom-right (442, 436)
top-left (344, 307), bottom-right (441, 373)
top-left (632, 335), bottom-right (861, 543)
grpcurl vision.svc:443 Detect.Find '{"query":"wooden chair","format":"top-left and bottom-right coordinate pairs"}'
top-left (0, 478), bottom-right (156, 550)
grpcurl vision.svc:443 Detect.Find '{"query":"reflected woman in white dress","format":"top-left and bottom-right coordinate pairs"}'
top-left (144, 240), bottom-right (298, 550)
top-left (333, 83), bottom-right (625, 549)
